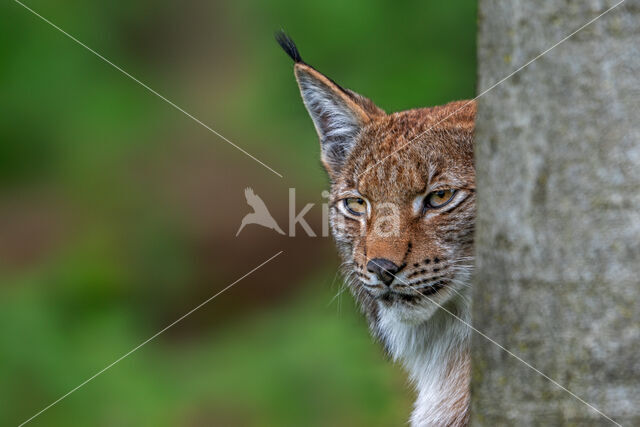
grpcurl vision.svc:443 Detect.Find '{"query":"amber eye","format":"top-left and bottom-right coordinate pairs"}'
top-left (425, 189), bottom-right (456, 209)
top-left (344, 198), bottom-right (367, 216)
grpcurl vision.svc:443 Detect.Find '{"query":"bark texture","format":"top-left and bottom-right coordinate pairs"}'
top-left (472, 1), bottom-right (640, 425)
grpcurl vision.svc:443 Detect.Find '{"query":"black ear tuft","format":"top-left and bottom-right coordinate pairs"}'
top-left (275, 30), bottom-right (303, 63)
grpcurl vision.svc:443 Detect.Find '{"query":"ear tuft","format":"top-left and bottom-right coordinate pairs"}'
top-left (277, 37), bottom-right (384, 178)
top-left (275, 31), bottom-right (303, 63)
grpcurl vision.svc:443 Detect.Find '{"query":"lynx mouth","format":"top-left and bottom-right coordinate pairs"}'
top-left (412, 281), bottom-right (446, 296)
top-left (375, 280), bottom-right (447, 304)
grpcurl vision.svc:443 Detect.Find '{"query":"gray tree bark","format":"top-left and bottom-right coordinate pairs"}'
top-left (472, 1), bottom-right (640, 425)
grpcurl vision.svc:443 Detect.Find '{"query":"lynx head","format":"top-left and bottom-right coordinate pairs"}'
top-left (277, 32), bottom-right (475, 332)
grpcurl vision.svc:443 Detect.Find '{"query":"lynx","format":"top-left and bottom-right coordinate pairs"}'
top-left (277, 32), bottom-right (475, 426)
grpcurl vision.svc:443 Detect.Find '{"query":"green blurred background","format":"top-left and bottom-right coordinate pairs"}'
top-left (0, 1), bottom-right (476, 425)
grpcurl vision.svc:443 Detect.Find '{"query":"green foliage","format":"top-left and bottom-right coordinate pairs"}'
top-left (0, 0), bottom-right (475, 424)
top-left (0, 277), bottom-right (411, 426)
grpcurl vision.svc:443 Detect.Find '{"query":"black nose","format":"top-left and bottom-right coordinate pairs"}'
top-left (367, 258), bottom-right (401, 286)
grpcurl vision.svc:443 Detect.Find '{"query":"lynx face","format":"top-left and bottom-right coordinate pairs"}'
top-left (277, 33), bottom-right (475, 330)
top-left (329, 104), bottom-right (475, 328)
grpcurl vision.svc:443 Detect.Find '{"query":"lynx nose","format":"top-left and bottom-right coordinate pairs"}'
top-left (367, 258), bottom-right (401, 286)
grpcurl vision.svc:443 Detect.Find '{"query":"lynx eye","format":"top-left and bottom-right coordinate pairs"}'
top-left (344, 197), bottom-right (367, 216)
top-left (425, 189), bottom-right (456, 209)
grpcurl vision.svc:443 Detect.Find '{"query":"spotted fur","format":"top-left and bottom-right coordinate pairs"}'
top-left (278, 32), bottom-right (475, 426)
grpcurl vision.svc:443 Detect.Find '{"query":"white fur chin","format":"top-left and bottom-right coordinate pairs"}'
top-left (377, 290), bottom-right (471, 426)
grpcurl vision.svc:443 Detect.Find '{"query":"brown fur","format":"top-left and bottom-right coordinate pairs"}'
top-left (279, 33), bottom-right (475, 426)
top-left (329, 99), bottom-right (476, 328)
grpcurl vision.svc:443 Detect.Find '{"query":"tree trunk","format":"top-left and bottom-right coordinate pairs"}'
top-left (472, 1), bottom-right (640, 425)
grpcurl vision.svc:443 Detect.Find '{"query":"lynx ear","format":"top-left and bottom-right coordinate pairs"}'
top-left (276, 32), bottom-right (384, 177)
